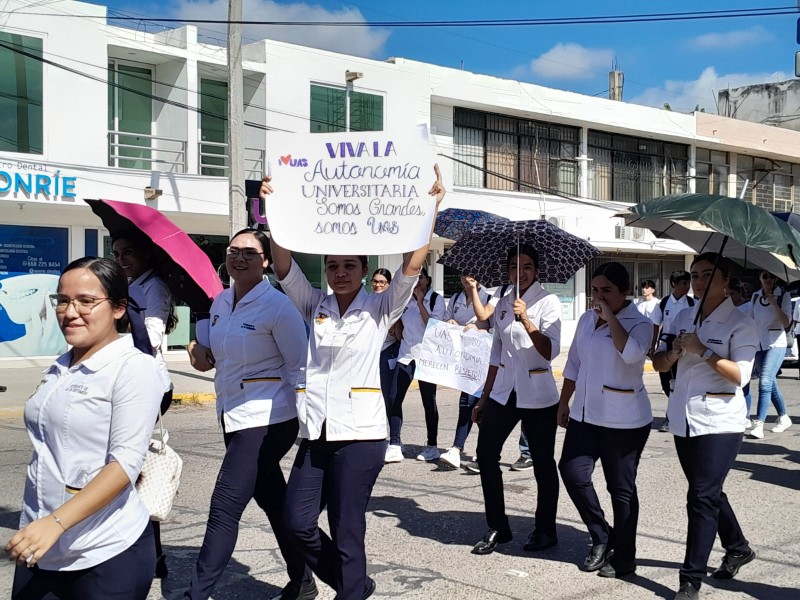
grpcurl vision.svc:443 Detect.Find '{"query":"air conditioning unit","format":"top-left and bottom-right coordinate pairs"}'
top-left (546, 216), bottom-right (566, 229)
top-left (615, 225), bottom-right (647, 241)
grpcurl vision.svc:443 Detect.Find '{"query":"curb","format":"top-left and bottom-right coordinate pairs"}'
top-left (172, 392), bottom-right (217, 405)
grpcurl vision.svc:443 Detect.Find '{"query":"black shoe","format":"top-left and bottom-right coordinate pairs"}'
top-left (582, 544), bottom-right (613, 572)
top-left (673, 582), bottom-right (700, 599)
top-left (471, 529), bottom-right (512, 555)
top-left (597, 561), bottom-right (636, 579)
top-left (510, 456), bottom-right (533, 471)
top-left (523, 531), bottom-right (558, 552)
top-left (269, 579), bottom-right (319, 600)
top-left (155, 554), bottom-right (168, 579)
top-left (463, 460), bottom-right (480, 474)
top-left (711, 548), bottom-right (756, 579)
top-left (363, 577), bottom-right (376, 599)
top-left (659, 418), bottom-right (670, 433)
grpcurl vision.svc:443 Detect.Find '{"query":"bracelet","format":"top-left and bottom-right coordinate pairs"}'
top-left (51, 514), bottom-right (66, 532)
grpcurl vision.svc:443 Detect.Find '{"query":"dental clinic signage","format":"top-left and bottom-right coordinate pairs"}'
top-left (0, 158), bottom-right (78, 201)
top-left (256, 130), bottom-right (438, 255)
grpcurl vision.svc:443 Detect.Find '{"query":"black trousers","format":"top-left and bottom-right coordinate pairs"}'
top-left (674, 432), bottom-right (750, 587)
top-left (185, 418), bottom-right (309, 600)
top-left (559, 419), bottom-right (650, 566)
top-left (388, 361), bottom-right (438, 446)
top-left (476, 393), bottom-right (559, 536)
top-left (284, 436), bottom-right (385, 600)
top-left (12, 522), bottom-right (155, 600)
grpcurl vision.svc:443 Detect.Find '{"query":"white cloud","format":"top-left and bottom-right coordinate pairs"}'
top-left (629, 66), bottom-right (790, 112)
top-left (528, 43), bottom-right (614, 80)
top-left (169, 0), bottom-right (390, 58)
top-left (690, 26), bottom-right (772, 50)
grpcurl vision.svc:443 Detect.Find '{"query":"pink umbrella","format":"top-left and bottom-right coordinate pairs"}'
top-left (85, 199), bottom-right (223, 312)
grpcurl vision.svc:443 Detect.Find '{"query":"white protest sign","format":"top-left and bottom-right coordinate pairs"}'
top-left (260, 129), bottom-right (438, 255)
top-left (415, 319), bottom-right (493, 396)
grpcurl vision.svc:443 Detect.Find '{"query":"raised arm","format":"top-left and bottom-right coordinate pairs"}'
top-left (259, 176), bottom-right (293, 280)
top-left (402, 164), bottom-right (446, 277)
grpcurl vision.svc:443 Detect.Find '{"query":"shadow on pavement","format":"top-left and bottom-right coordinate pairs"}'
top-left (0, 508), bottom-right (21, 529)
top-left (704, 575), bottom-right (798, 600)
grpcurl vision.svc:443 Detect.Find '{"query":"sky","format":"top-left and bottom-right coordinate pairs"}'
top-left (95, 0), bottom-right (800, 113)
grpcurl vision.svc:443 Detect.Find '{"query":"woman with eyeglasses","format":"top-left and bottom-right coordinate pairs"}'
top-left (185, 228), bottom-right (313, 600)
top-left (6, 257), bottom-right (163, 599)
top-left (111, 228), bottom-right (176, 578)
top-left (265, 166), bottom-right (445, 600)
top-left (371, 269), bottom-right (402, 422)
top-left (745, 270), bottom-right (793, 439)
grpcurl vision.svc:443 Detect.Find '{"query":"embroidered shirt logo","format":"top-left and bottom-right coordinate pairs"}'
top-left (706, 338), bottom-right (724, 345)
top-left (315, 312), bottom-right (329, 325)
top-left (212, 315), bottom-right (220, 327)
top-left (500, 310), bottom-right (507, 320)
top-left (65, 383), bottom-right (89, 395)
top-left (241, 322), bottom-right (256, 331)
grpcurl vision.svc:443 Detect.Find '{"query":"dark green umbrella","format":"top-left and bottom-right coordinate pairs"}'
top-left (619, 193), bottom-right (800, 281)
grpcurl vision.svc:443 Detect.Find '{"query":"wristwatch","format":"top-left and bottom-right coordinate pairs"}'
top-left (700, 347), bottom-right (714, 361)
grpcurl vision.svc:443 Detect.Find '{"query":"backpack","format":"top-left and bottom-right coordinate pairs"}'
top-left (752, 291), bottom-right (795, 347)
top-left (659, 294), bottom-right (694, 316)
top-left (429, 291), bottom-right (440, 312)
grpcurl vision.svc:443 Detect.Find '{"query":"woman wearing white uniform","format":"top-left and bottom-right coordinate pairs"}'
top-left (470, 244), bottom-right (561, 556)
top-left (267, 167), bottom-right (445, 600)
top-left (557, 262), bottom-right (653, 579)
top-left (6, 257), bottom-right (163, 599)
top-left (185, 228), bottom-right (312, 600)
top-left (439, 275), bottom-right (490, 470)
top-left (111, 229), bottom-right (175, 578)
top-left (745, 271), bottom-right (793, 439)
top-left (653, 253), bottom-right (757, 600)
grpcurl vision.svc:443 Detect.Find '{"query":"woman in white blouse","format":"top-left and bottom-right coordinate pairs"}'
top-left (6, 257), bottom-right (163, 599)
top-left (266, 166), bottom-right (445, 600)
top-left (653, 253), bottom-right (758, 600)
top-left (186, 228), bottom-right (311, 600)
top-left (557, 262), bottom-right (653, 579)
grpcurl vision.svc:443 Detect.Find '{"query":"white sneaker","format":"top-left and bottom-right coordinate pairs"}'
top-left (384, 444), bottom-right (404, 463)
top-left (745, 419), bottom-right (754, 429)
top-left (416, 445), bottom-right (440, 462)
top-left (771, 414), bottom-right (793, 433)
top-left (750, 420), bottom-right (765, 439)
top-left (440, 447), bottom-right (461, 469)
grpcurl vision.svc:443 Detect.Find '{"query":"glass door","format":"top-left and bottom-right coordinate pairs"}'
top-left (108, 62), bottom-right (153, 169)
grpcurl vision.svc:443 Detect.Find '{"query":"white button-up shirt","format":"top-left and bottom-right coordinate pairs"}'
top-left (444, 288), bottom-right (490, 327)
top-left (651, 293), bottom-right (694, 335)
top-left (129, 268), bottom-right (172, 393)
top-left (278, 260), bottom-right (417, 441)
top-left (635, 297), bottom-right (660, 320)
top-left (397, 289), bottom-right (446, 365)
top-left (209, 279), bottom-right (306, 433)
top-left (489, 282), bottom-right (561, 409)
top-left (746, 288), bottom-right (792, 350)
top-left (21, 335), bottom-right (162, 570)
top-left (563, 302), bottom-right (653, 429)
top-left (662, 298), bottom-right (757, 437)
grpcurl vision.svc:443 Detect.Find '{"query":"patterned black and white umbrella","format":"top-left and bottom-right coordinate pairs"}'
top-left (438, 220), bottom-right (600, 287)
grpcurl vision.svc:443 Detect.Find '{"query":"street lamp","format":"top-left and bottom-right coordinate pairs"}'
top-left (345, 70), bottom-right (363, 132)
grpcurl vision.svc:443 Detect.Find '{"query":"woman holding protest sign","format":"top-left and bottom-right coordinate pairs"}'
top-left (184, 228), bottom-right (312, 600)
top-left (439, 275), bottom-right (491, 470)
top-left (556, 262), bottom-right (653, 579)
top-left (266, 165), bottom-right (446, 600)
top-left (470, 244), bottom-right (562, 556)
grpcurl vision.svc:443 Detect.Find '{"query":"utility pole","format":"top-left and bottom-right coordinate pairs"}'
top-left (227, 0), bottom-right (246, 236)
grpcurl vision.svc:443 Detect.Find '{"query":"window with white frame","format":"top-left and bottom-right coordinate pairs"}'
top-left (309, 84), bottom-right (383, 133)
top-left (0, 32), bottom-right (43, 154)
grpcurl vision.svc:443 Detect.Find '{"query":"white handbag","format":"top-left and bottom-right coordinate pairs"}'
top-left (136, 415), bottom-right (183, 522)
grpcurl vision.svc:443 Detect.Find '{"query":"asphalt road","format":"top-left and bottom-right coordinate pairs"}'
top-left (1, 372), bottom-right (799, 599)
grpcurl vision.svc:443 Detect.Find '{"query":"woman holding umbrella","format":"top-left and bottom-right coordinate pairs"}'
top-left (470, 243), bottom-right (562, 555)
top-left (653, 253), bottom-right (758, 600)
top-left (266, 166), bottom-right (445, 600)
top-left (557, 262), bottom-right (653, 578)
top-left (185, 228), bottom-right (313, 600)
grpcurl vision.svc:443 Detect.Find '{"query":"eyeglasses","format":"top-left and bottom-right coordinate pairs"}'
top-left (226, 247), bottom-right (264, 261)
top-left (371, 279), bottom-right (388, 287)
top-left (49, 295), bottom-right (111, 315)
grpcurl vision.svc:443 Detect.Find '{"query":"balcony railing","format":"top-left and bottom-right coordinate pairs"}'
top-left (199, 141), bottom-right (266, 180)
top-left (108, 131), bottom-right (187, 173)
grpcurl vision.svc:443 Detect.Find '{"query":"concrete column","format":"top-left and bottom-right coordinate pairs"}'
top-left (688, 145), bottom-right (696, 193)
top-left (579, 127), bottom-right (589, 198)
top-left (728, 153), bottom-right (738, 198)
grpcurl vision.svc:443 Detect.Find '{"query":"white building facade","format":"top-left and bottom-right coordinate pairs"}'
top-left (3, 0), bottom-right (800, 360)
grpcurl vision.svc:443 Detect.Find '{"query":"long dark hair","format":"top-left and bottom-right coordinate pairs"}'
top-left (372, 268), bottom-right (392, 283)
top-left (61, 257), bottom-right (129, 333)
top-left (591, 262), bottom-right (631, 295)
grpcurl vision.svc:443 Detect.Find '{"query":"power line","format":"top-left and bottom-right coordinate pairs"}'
top-left (4, 6), bottom-right (797, 26)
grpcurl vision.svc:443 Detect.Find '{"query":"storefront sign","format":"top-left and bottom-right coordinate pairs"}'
top-left (0, 225), bottom-right (69, 357)
top-left (415, 319), bottom-right (493, 395)
top-left (257, 130), bottom-right (437, 255)
top-left (0, 159), bottom-right (78, 201)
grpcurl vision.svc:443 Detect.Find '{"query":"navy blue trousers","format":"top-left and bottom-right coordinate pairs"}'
top-left (284, 436), bottom-right (385, 600)
top-left (388, 361), bottom-right (438, 446)
top-left (559, 419), bottom-right (650, 567)
top-left (476, 393), bottom-right (559, 537)
top-left (12, 522), bottom-right (155, 600)
top-left (185, 418), bottom-right (310, 599)
top-left (674, 432), bottom-right (750, 587)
